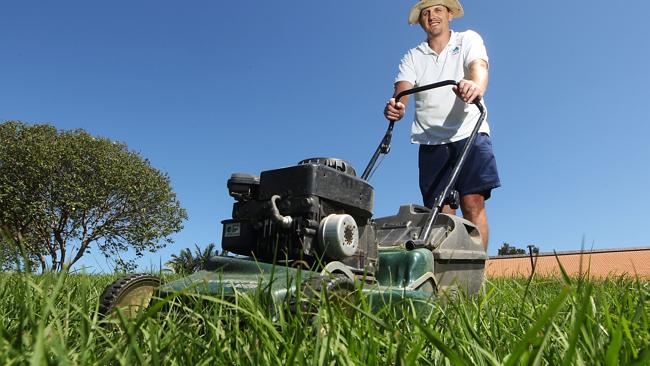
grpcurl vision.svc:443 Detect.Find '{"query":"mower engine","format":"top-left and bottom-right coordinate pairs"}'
top-left (221, 157), bottom-right (378, 275)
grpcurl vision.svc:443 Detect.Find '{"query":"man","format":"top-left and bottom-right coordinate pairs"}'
top-left (383, 0), bottom-right (500, 249)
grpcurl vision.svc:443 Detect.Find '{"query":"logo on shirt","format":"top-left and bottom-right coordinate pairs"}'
top-left (451, 46), bottom-right (460, 55)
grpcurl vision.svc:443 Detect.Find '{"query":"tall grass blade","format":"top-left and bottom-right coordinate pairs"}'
top-left (605, 322), bottom-right (623, 366)
top-left (412, 315), bottom-right (469, 366)
top-left (504, 285), bottom-right (571, 366)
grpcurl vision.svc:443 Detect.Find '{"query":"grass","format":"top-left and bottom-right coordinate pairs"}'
top-left (0, 272), bottom-right (648, 365)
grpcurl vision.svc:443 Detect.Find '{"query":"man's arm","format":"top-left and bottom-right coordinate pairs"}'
top-left (455, 59), bottom-right (489, 104)
top-left (384, 80), bottom-right (414, 121)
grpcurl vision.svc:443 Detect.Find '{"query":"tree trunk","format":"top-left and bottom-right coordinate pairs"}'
top-left (68, 239), bottom-right (91, 270)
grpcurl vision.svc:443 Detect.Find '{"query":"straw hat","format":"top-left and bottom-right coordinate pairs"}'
top-left (408, 0), bottom-right (464, 25)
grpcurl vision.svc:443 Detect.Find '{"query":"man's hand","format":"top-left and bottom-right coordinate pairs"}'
top-left (453, 79), bottom-right (483, 104)
top-left (384, 98), bottom-right (406, 121)
top-left (454, 59), bottom-right (488, 104)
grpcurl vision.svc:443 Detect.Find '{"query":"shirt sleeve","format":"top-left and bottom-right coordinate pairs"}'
top-left (462, 30), bottom-right (489, 69)
top-left (395, 50), bottom-right (417, 85)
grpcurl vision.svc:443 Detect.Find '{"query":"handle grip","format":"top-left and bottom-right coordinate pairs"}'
top-left (362, 80), bottom-right (482, 181)
top-left (393, 80), bottom-right (482, 107)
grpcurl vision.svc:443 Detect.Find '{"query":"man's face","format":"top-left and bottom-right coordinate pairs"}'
top-left (419, 5), bottom-right (453, 37)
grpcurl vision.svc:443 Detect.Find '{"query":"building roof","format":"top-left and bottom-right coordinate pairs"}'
top-left (485, 247), bottom-right (650, 278)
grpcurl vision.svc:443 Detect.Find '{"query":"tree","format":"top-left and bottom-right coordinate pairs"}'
top-left (527, 244), bottom-right (540, 255)
top-left (0, 229), bottom-right (17, 271)
top-left (166, 243), bottom-right (218, 274)
top-left (0, 227), bottom-right (39, 271)
top-left (0, 121), bottom-right (188, 272)
top-left (497, 242), bottom-right (526, 256)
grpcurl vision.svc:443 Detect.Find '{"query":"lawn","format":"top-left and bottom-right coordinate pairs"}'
top-left (0, 272), bottom-right (648, 365)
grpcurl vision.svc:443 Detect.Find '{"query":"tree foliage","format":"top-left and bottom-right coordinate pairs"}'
top-left (0, 228), bottom-right (39, 271)
top-left (497, 242), bottom-right (526, 256)
top-left (0, 232), bottom-right (16, 271)
top-left (0, 121), bottom-right (187, 271)
top-left (166, 243), bottom-right (218, 274)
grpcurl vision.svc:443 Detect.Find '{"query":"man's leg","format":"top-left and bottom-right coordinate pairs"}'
top-left (419, 134), bottom-right (498, 251)
top-left (459, 193), bottom-right (488, 250)
top-left (441, 205), bottom-right (455, 215)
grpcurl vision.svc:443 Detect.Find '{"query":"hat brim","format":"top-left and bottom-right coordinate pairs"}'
top-left (408, 0), bottom-right (464, 25)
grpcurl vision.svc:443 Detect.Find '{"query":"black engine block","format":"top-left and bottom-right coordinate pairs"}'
top-left (221, 158), bottom-right (377, 275)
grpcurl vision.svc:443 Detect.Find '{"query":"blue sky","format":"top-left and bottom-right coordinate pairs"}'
top-left (2, 1), bottom-right (649, 272)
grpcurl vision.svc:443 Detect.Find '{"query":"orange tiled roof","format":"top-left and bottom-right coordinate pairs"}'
top-left (485, 247), bottom-right (650, 278)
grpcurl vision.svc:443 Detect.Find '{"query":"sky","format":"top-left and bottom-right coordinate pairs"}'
top-left (2, 0), bottom-right (649, 272)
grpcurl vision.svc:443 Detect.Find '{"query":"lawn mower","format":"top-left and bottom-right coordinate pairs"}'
top-left (99, 80), bottom-right (488, 318)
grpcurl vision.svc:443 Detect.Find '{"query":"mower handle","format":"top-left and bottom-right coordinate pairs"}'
top-left (360, 80), bottom-right (482, 180)
top-left (407, 88), bottom-right (486, 250)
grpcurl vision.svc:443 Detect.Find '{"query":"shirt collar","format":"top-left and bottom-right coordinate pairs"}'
top-left (417, 30), bottom-right (457, 56)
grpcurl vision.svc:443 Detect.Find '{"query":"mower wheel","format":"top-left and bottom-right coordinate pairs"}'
top-left (99, 274), bottom-right (162, 318)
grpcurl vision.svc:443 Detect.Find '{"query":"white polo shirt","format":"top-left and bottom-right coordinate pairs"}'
top-left (396, 30), bottom-right (490, 145)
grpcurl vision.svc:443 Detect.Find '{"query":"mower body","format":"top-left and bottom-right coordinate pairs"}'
top-left (158, 158), bottom-right (487, 309)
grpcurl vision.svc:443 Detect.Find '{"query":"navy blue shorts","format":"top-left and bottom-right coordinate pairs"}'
top-left (418, 133), bottom-right (501, 208)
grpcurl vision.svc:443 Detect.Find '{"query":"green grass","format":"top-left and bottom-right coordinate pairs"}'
top-left (0, 272), bottom-right (648, 365)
